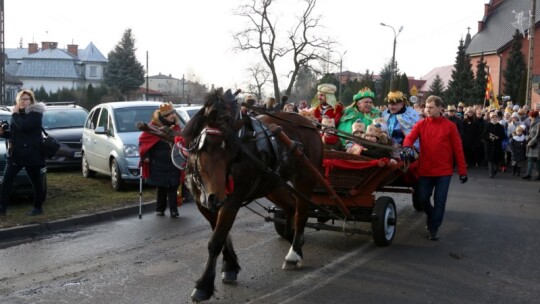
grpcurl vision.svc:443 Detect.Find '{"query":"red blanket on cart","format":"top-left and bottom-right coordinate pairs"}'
top-left (322, 158), bottom-right (390, 178)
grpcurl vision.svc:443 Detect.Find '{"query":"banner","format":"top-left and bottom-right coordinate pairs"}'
top-left (485, 73), bottom-right (500, 109)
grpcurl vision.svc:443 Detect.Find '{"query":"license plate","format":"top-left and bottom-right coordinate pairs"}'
top-left (74, 151), bottom-right (82, 158)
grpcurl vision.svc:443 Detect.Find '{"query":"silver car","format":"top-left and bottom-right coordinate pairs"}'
top-left (81, 101), bottom-right (185, 191)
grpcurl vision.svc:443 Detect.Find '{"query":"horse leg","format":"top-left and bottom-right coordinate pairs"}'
top-left (282, 183), bottom-right (312, 270)
top-left (192, 203), bottom-right (240, 302)
top-left (267, 189), bottom-right (296, 243)
top-left (221, 234), bottom-right (241, 284)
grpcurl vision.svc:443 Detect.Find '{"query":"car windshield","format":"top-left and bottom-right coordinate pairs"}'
top-left (43, 109), bottom-right (88, 129)
top-left (114, 106), bottom-right (161, 133)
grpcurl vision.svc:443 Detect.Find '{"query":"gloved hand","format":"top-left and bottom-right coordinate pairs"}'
top-left (400, 146), bottom-right (417, 161)
top-left (459, 175), bottom-right (468, 184)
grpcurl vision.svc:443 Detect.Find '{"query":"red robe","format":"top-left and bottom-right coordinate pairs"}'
top-left (138, 122), bottom-right (181, 178)
top-left (313, 103), bottom-right (344, 124)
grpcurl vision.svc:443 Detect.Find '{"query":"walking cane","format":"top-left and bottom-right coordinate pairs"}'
top-left (139, 164), bottom-right (143, 219)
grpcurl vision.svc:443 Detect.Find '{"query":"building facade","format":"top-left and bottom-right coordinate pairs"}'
top-left (5, 41), bottom-right (108, 99)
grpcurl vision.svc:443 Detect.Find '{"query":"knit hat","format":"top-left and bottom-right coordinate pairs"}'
top-left (353, 87), bottom-right (375, 102)
top-left (504, 106), bottom-right (513, 114)
top-left (513, 105), bottom-right (520, 111)
top-left (159, 102), bottom-right (175, 116)
top-left (511, 112), bottom-right (520, 118)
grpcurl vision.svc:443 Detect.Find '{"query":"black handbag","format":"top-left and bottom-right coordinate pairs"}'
top-left (40, 127), bottom-right (60, 158)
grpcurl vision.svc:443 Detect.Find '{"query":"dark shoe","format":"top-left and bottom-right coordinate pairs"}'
top-left (170, 211), bottom-right (179, 218)
top-left (156, 211), bottom-right (165, 216)
top-left (522, 175), bottom-right (532, 180)
top-left (428, 230), bottom-right (439, 241)
top-left (27, 208), bottom-right (43, 216)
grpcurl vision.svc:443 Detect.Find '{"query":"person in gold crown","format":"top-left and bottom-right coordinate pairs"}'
top-left (312, 83), bottom-right (344, 124)
top-left (382, 90), bottom-right (420, 148)
top-left (139, 102), bottom-right (182, 218)
top-left (338, 87), bottom-right (380, 143)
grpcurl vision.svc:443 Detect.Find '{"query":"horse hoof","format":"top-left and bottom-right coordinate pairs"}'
top-left (191, 288), bottom-right (211, 302)
top-left (282, 259), bottom-right (302, 270)
top-left (221, 271), bottom-right (238, 284)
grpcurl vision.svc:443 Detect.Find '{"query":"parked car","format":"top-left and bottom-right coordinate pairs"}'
top-left (0, 110), bottom-right (47, 200)
top-left (82, 101), bottom-right (186, 191)
top-left (174, 105), bottom-right (202, 123)
top-left (42, 102), bottom-right (89, 168)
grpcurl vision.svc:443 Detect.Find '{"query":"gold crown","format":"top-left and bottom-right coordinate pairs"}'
top-left (159, 102), bottom-right (175, 116)
top-left (386, 90), bottom-right (406, 103)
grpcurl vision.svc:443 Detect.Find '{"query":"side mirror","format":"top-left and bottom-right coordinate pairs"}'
top-left (94, 126), bottom-right (107, 135)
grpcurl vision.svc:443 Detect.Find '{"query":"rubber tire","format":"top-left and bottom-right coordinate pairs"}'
top-left (273, 208), bottom-right (287, 238)
top-left (371, 196), bottom-right (397, 247)
top-left (412, 184), bottom-right (423, 211)
top-left (111, 159), bottom-right (125, 191)
top-left (82, 154), bottom-right (96, 178)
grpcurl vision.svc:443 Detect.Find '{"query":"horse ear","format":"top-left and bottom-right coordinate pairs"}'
top-left (233, 119), bottom-right (243, 131)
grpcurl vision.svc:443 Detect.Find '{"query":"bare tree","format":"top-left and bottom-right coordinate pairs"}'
top-left (245, 62), bottom-right (271, 102)
top-left (233, 0), bottom-right (335, 100)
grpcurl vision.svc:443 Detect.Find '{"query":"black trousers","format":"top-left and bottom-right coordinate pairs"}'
top-left (156, 186), bottom-right (178, 213)
top-left (0, 163), bottom-right (44, 211)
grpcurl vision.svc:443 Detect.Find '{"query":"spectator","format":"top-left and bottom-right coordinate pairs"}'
top-left (279, 95), bottom-right (289, 111)
top-left (510, 126), bottom-right (527, 176)
top-left (0, 90), bottom-right (46, 216)
top-left (403, 95), bottom-right (467, 241)
top-left (483, 111), bottom-right (506, 178)
top-left (446, 105), bottom-right (463, 137)
top-left (139, 102), bottom-right (182, 218)
top-left (462, 107), bottom-right (481, 167)
top-left (522, 110), bottom-right (540, 180)
top-left (263, 97), bottom-right (279, 111)
top-left (282, 103), bottom-right (295, 112)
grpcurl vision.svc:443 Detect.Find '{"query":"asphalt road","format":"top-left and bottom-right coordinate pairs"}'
top-left (0, 167), bottom-right (539, 304)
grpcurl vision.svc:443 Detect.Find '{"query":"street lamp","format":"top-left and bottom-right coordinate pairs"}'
top-left (338, 50), bottom-right (347, 101)
top-left (380, 23), bottom-right (403, 90)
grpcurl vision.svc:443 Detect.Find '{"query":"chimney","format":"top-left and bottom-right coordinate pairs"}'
top-left (67, 44), bottom-right (78, 56)
top-left (28, 43), bottom-right (38, 54)
top-left (41, 41), bottom-right (58, 50)
top-left (478, 20), bottom-right (485, 33)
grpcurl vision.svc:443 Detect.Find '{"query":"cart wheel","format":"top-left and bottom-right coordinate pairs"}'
top-left (273, 208), bottom-right (287, 238)
top-left (371, 196), bottom-right (397, 247)
top-left (412, 184), bottom-right (423, 211)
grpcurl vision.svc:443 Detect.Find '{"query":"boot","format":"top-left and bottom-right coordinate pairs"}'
top-left (512, 165), bottom-right (517, 176)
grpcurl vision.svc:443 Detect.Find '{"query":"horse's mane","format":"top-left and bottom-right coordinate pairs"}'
top-left (182, 89), bottom-right (240, 152)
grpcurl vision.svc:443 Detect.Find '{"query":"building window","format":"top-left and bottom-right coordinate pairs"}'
top-left (90, 66), bottom-right (97, 77)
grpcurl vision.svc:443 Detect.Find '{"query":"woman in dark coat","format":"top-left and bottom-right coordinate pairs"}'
top-left (0, 90), bottom-right (46, 216)
top-left (139, 102), bottom-right (182, 218)
top-left (462, 108), bottom-right (480, 167)
top-left (483, 111), bottom-right (506, 178)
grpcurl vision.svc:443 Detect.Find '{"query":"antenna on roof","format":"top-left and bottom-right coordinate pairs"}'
top-left (19, 37), bottom-right (22, 48)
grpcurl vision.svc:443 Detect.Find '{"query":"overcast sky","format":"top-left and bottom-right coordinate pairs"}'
top-left (6, 0), bottom-right (493, 91)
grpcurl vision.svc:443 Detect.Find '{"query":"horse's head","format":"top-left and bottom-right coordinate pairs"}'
top-left (183, 88), bottom-right (243, 211)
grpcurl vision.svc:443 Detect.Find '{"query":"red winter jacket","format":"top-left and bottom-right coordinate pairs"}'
top-left (403, 116), bottom-right (467, 177)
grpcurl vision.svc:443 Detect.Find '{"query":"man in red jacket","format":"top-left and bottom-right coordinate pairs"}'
top-left (403, 95), bottom-right (468, 241)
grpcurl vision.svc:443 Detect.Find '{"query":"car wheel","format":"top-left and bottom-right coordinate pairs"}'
top-left (82, 154), bottom-right (96, 178)
top-left (111, 159), bottom-right (125, 191)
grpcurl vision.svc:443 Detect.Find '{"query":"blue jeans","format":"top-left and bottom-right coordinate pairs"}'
top-left (418, 175), bottom-right (452, 232)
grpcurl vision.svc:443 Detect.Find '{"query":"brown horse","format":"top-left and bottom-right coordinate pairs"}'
top-left (180, 89), bottom-right (323, 302)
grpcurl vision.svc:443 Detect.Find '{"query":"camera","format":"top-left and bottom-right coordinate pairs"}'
top-left (0, 120), bottom-right (9, 131)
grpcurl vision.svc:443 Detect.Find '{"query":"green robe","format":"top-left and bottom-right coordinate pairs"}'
top-left (338, 107), bottom-right (381, 143)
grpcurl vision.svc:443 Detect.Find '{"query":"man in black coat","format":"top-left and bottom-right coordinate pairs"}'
top-left (483, 111), bottom-right (507, 177)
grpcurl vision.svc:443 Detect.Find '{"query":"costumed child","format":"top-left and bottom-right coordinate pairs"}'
top-left (509, 126), bottom-right (527, 176)
top-left (321, 116), bottom-right (343, 150)
top-left (345, 119), bottom-right (366, 155)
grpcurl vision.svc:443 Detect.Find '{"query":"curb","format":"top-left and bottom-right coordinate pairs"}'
top-left (0, 201), bottom-right (156, 243)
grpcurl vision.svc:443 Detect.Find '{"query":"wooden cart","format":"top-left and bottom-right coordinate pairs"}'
top-left (268, 149), bottom-right (418, 247)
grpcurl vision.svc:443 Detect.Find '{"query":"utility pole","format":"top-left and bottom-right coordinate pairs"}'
top-left (145, 51), bottom-right (149, 101)
top-left (338, 50), bottom-right (347, 101)
top-left (380, 23), bottom-right (403, 91)
top-left (525, 0), bottom-right (536, 107)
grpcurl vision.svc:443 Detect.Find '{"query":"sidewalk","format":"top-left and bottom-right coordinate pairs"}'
top-left (0, 201), bottom-right (156, 245)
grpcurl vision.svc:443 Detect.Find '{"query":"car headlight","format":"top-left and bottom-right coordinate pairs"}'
top-left (123, 144), bottom-right (140, 157)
